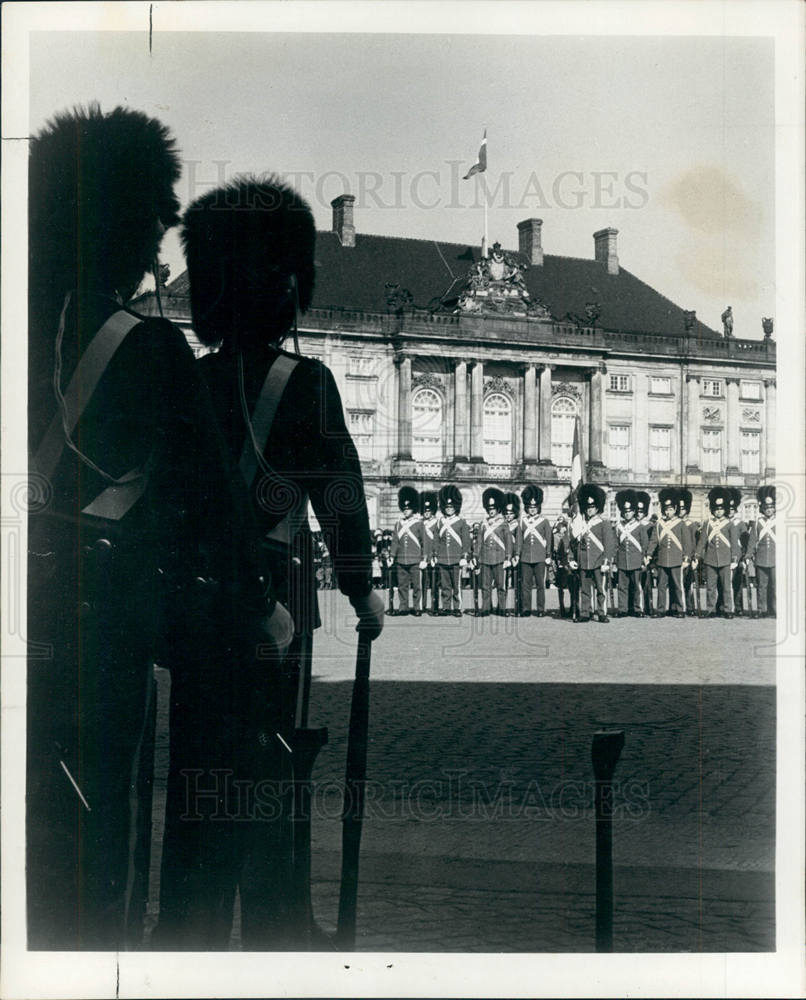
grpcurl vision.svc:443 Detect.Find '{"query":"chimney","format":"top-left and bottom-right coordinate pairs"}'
top-left (593, 227), bottom-right (619, 275)
top-left (517, 218), bottom-right (544, 266)
top-left (331, 194), bottom-right (356, 247)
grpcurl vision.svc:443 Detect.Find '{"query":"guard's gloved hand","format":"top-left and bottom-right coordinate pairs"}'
top-left (350, 590), bottom-right (385, 640)
top-left (258, 600), bottom-right (295, 660)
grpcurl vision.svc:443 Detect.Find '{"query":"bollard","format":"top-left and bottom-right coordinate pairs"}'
top-left (592, 729), bottom-right (625, 952)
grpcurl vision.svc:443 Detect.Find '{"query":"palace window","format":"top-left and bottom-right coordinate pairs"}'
top-left (702, 379), bottom-right (723, 398)
top-left (348, 355), bottom-right (375, 377)
top-left (348, 410), bottom-right (374, 461)
top-left (483, 393), bottom-right (513, 465)
top-left (551, 396), bottom-right (578, 468)
top-left (411, 388), bottom-right (443, 462)
top-left (649, 376), bottom-right (672, 395)
top-left (648, 426), bottom-right (672, 472)
top-left (740, 380), bottom-right (761, 401)
top-left (701, 428), bottom-right (722, 473)
top-left (608, 374), bottom-right (631, 393)
top-left (608, 424), bottom-right (631, 470)
top-left (740, 430), bottom-right (761, 475)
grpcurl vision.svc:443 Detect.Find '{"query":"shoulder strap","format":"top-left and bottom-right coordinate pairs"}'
top-left (239, 354), bottom-right (300, 489)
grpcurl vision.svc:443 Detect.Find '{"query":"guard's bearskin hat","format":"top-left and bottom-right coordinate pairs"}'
top-left (757, 485), bottom-right (776, 505)
top-left (181, 175), bottom-right (317, 347)
top-left (420, 491), bottom-right (438, 516)
top-left (707, 486), bottom-right (731, 514)
top-left (482, 487), bottom-right (505, 512)
top-left (615, 489), bottom-right (637, 513)
top-left (728, 487), bottom-right (742, 510)
top-left (503, 491), bottom-right (521, 514)
top-left (438, 484), bottom-right (463, 514)
top-left (678, 488), bottom-right (693, 513)
top-left (29, 104), bottom-right (181, 307)
top-left (398, 486), bottom-right (419, 512)
top-left (521, 484), bottom-right (544, 509)
top-left (635, 491), bottom-right (651, 514)
top-left (658, 487), bottom-right (679, 509)
top-left (578, 483), bottom-right (606, 514)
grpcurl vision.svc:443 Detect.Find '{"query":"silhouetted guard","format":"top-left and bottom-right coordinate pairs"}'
top-left (592, 729), bottom-right (625, 952)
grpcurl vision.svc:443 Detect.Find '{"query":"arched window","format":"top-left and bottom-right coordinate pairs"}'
top-left (483, 393), bottom-right (512, 464)
top-left (551, 396), bottom-right (579, 468)
top-left (411, 388), bottom-right (443, 462)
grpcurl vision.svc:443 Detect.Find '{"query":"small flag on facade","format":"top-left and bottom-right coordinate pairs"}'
top-left (463, 129), bottom-right (487, 179)
top-left (571, 415), bottom-right (584, 493)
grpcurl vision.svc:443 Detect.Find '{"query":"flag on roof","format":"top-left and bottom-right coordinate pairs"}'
top-left (463, 129), bottom-right (487, 179)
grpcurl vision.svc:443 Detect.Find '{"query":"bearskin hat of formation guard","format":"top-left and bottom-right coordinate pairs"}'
top-left (615, 489), bottom-right (637, 514)
top-left (757, 485), bottom-right (775, 506)
top-left (420, 491), bottom-right (438, 517)
top-left (398, 485), bottom-right (419, 512)
top-left (439, 484), bottom-right (463, 515)
top-left (503, 491), bottom-right (521, 516)
top-left (635, 491), bottom-right (651, 516)
top-left (181, 175), bottom-right (317, 347)
top-left (521, 484), bottom-right (544, 510)
top-left (658, 487), bottom-right (679, 511)
top-left (29, 104), bottom-right (182, 309)
top-left (678, 488), bottom-right (693, 514)
top-left (578, 483), bottom-right (606, 514)
top-left (707, 486), bottom-right (731, 514)
top-left (728, 487), bottom-right (742, 513)
top-left (482, 487), bottom-right (505, 513)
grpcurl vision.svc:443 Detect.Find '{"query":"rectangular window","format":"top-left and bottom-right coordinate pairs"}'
top-left (701, 428), bottom-right (722, 473)
top-left (740, 380), bottom-right (761, 400)
top-left (348, 356), bottom-right (375, 377)
top-left (649, 376), bottom-right (672, 395)
top-left (348, 410), bottom-right (374, 460)
top-left (740, 430), bottom-right (761, 474)
top-left (608, 374), bottom-right (631, 393)
top-left (648, 426), bottom-right (672, 471)
top-left (702, 379), bottom-right (723, 398)
top-left (608, 424), bottom-right (630, 470)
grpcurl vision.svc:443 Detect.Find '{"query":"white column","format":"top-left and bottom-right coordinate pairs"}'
top-left (538, 365), bottom-right (553, 464)
top-left (397, 355), bottom-right (412, 459)
top-left (764, 378), bottom-right (776, 477)
top-left (454, 360), bottom-right (468, 460)
top-left (589, 365), bottom-right (605, 468)
top-left (470, 362), bottom-right (484, 461)
top-left (523, 363), bottom-right (537, 464)
top-left (726, 377), bottom-right (740, 474)
top-left (685, 373), bottom-right (700, 473)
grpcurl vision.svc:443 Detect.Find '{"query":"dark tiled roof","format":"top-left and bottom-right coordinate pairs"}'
top-left (151, 230), bottom-right (719, 338)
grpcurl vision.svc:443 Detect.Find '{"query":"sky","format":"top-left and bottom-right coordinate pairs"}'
top-left (28, 21), bottom-right (776, 338)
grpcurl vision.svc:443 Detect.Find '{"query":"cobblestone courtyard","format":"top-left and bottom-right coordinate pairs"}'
top-left (150, 591), bottom-right (777, 952)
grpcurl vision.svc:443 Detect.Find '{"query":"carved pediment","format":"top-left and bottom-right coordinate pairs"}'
top-left (552, 381), bottom-right (583, 400)
top-left (703, 406), bottom-right (722, 422)
top-left (484, 375), bottom-right (510, 395)
top-left (742, 407), bottom-right (761, 423)
top-left (412, 371), bottom-right (443, 391)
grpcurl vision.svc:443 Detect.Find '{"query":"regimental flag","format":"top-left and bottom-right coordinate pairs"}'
top-left (569, 415), bottom-right (586, 533)
top-left (463, 129), bottom-right (487, 179)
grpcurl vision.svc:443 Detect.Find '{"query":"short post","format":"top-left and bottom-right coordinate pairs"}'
top-left (592, 729), bottom-right (625, 952)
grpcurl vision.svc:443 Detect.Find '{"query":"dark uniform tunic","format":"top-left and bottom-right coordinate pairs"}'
top-left (695, 516), bottom-right (741, 614)
top-left (745, 514), bottom-right (776, 614)
top-left (436, 515), bottom-right (471, 612)
top-left (476, 515), bottom-right (513, 613)
top-left (572, 516), bottom-right (616, 618)
top-left (391, 514), bottom-right (426, 612)
top-left (615, 519), bottom-right (649, 614)
top-left (646, 516), bottom-right (692, 614)
top-left (519, 514), bottom-right (553, 614)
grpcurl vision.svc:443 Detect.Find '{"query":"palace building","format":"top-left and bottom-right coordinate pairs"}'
top-left (136, 194), bottom-right (776, 528)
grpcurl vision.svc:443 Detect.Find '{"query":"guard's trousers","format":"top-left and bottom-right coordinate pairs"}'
top-left (756, 564), bottom-right (775, 614)
top-left (439, 564), bottom-right (462, 611)
top-left (395, 563), bottom-right (421, 612)
top-left (617, 567), bottom-right (642, 614)
top-left (705, 563), bottom-right (733, 614)
top-left (480, 563), bottom-right (506, 612)
top-left (579, 567), bottom-right (607, 617)
top-left (519, 562), bottom-right (546, 613)
top-left (656, 565), bottom-right (685, 614)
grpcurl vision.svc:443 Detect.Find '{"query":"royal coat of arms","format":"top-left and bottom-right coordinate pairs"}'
top-left (455, 242), bottom-right (551, 318)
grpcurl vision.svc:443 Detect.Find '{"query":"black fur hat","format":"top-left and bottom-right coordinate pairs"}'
top-left (438, 484), bottom-right (463, 514)
top-left (29, 104), bottom-right (181, 302)
top-left (482, 487), bottom-right (504, 512)
top-left (398, 486), bottom-right (419, 512)
top-left (728, 487), bottom-right (742, 511)
top-left (707, 486), bottom-right (730, 514)
top-left (181, 175), bottom-right (316, 347)
top-left (678, 488), bottom-right (693, 513)
top-left (521, 484), bottom-right (544, 509)
top-left (578, 484), bottom-right (606, 514)
top-left (503, 491), bottom-right (521, 515)
top-left (635, 491), bottom-right (651, 515)
top-left (757, 485), bottom-right (776, 505)
top-left (420, 491), bottom-right (438, 516)
top-left (658, 487), bottom-right (679, 510)
top-left (615, 489), bottom-right (637, 514)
